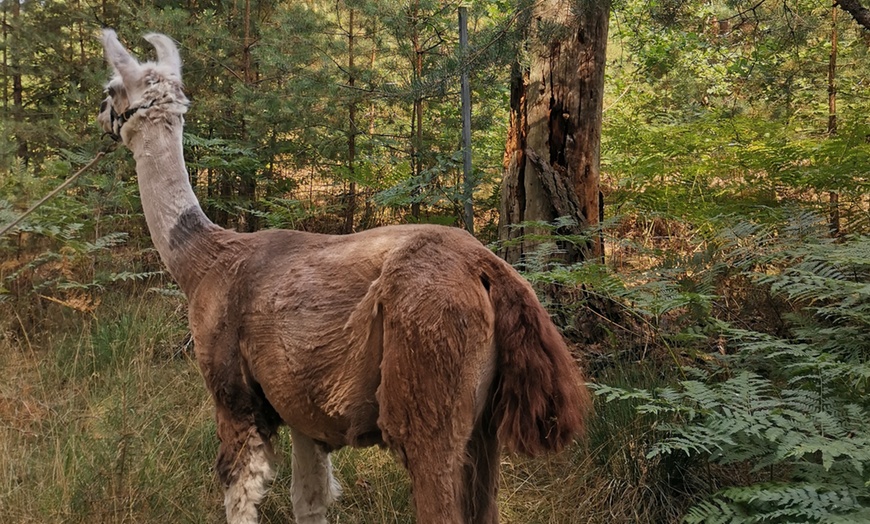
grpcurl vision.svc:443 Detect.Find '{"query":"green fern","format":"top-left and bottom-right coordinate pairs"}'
top-left (596, 370), bottom-right (870, 522)
top-left (591, 222), bottom-right (870, 523)
top-left (684, 483), bottom-right (869, 524)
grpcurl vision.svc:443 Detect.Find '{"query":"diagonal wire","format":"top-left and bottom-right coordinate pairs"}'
top-left (0, 146), bottom-right (114, 237)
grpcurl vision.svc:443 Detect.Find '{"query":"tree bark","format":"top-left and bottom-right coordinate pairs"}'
top-left (459, 6), bottom-right (474, 234)
top-left (10, 0), bottom-right (27, 164)
top-left (3, 1), bottom-right (8, 114)
top-left (499, 0), bottom-right (610, 264)
top-left (361, 18), bottom-right (379, 229)
top-left (344, 5), bottom-right (357, 234)
top-left (829, 7), bottom-right (838, 136)
top-left (829, 6), bottom-right (841, 237)
top-left (239, 0), bottom-right (259, 231)
top-left (409, 0), bottom-right (424, 220)
top-left (837, 0), bottom-right (870, 31)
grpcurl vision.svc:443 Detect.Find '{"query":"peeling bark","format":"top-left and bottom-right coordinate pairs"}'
top-left (499, 61), bottom-right (529, 263)
top-left (499, 0), bottom-right (610, 264)
top-left (526, 150), bottom-right (584, 232)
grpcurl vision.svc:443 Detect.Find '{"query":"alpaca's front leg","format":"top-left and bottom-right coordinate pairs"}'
top-left (289, 427), bottom-right (342, 524)
top-left (196, 328), bottom-right (280, 524)
top-left (222, 426), bottom-right (276, 524)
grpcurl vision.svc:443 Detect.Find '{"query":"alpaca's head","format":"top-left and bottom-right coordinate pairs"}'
top-left (98, 30), bottom-right (188, 143)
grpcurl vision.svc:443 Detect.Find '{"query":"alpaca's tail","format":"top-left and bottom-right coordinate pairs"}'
top-left (487, 261), bottom-right (592, 456)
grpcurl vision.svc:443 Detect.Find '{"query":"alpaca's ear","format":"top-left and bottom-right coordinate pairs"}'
top-left (144, 33), bottom-right (181, 78)
top-left (102, 29), bottom-right (142, 86)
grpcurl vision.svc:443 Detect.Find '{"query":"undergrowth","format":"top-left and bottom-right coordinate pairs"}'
top-left (0, 287), bottom-right (670, 523)
top-left (0, 290), bottom-right (220, 523)
top-left (3, 158), bottom-right (868, 523)
top-left (577, 214), bottom-right (870, 523)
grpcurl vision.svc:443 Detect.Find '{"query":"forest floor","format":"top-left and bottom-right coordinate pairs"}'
top-left (0, 281), bottom-right (701, 523)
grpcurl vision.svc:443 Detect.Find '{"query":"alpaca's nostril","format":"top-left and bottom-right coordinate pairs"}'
top-left (100, 100), bottom-right (108, 113)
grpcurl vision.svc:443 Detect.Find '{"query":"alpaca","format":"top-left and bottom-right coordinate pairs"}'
top-left (97, 30), bottom-right (592, 524)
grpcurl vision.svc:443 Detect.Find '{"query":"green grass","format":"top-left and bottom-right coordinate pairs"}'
top-left (0, 288), bottom-right (690, 523)
top-left (0, 291), bottom-right (220, 523)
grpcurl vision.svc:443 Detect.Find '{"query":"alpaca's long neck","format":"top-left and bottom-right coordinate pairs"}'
top-left (127, 113), bottom-right (221, 293)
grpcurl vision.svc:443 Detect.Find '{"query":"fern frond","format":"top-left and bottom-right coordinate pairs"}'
top-left (685, 483), bottom-right (868, 524)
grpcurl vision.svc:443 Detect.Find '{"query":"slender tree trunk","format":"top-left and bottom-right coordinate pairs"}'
top-left (829, 6), bottom-right (840, 237)
top-left (3, 1), bottom-right (8, 114)
top-left (243, 0), bottom-right (254, 84)
top-left (239, 0), bottom-right (259, 231)
top-left (344, 5), bottom-right (357, 234)
top-left (459, 6), bottom-right (474, 234)
top-left (211, 122), bottom-right (230, 227)
top-left (499, 0), bottom-right (609, 264)
top-left (409, 0), bottom-right (423, 220)
top-left (362, 18), bottom-right (378, 229)
top-left (77, 6), bottom-right (86, 66)
top-left (829, 7), bottom-right (838, 136)
top-left (10, 0), bottom-right (27, 164)
top-left (265, 127), bottom-right (277, 197)
top-left (77, 3), bottom-right (88, 137)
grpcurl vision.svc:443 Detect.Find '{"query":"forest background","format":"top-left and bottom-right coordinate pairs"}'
top-left (1, 0), bottom-right (869, 522)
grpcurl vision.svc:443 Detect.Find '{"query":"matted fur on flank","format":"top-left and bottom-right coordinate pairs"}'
top-left (98, 29), bottom-right (592, 524)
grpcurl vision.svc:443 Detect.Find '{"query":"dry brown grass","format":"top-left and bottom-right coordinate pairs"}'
top-left (0, 286), bottom-right (693, 523)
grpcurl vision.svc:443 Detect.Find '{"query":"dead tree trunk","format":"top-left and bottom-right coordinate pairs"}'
top-left (499, 0), bottom-right (609, 264)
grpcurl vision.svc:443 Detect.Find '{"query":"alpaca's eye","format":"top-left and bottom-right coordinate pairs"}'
top-left (107, 86), bottom-right (116, 98)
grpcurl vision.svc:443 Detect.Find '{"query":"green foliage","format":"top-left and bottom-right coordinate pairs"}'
top-left (0, 150), bottom-right (157, 311)
top-left (4, 1), bottom-right (870, 523)
top-left (1, 0), bottom-right (512, 236)
top-left (592, 10), bottom-right (870, 518)
top-left (591, 226), bottom-right (870, 523)
top-left (685, 484), bottom-right (870, 524)
top-left (606, 0), bottom-right (870, 231)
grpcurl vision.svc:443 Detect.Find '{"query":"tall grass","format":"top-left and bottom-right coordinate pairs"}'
top-left (0, 290), bottom-right (221, 523)
top-left (1, 284), bottom-right (689, 523)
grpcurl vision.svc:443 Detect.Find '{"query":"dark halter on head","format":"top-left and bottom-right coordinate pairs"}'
top-left (104, 100), bottom-right (155, 142)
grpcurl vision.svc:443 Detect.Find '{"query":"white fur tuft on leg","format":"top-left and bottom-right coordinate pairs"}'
top-left (290, 427), bottom-right (341, 524)
top-left (327, 459), bottom-right (343, 505)
top-left (224, 436), bottom-right (276, 524)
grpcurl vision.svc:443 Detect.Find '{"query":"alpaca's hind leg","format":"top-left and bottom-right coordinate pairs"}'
top-left (289, 426), bottom-right (341, 524)
top-left (377, 331), bottom-right (494, 521)
top-left (401, 447), bottom-right (465, 523)
top-left (461, 412), bottom-right (500, 524)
